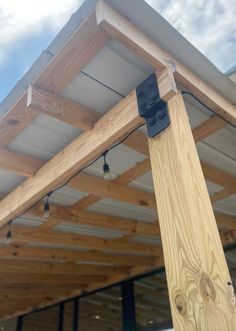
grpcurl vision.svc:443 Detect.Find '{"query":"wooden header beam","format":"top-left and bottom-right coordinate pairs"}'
top-left (0, 90), bottom-right (143, 229)
top-left (95, 0), bottom-right (236, 126)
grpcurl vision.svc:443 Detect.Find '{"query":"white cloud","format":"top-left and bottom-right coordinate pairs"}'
top-left (146, 0), bottom-right (236, 71)
top-left (0, 0), bottom-right (82, 64)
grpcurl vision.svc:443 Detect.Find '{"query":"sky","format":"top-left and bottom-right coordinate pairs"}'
top-left (0, 0), bottom-right (235, 102)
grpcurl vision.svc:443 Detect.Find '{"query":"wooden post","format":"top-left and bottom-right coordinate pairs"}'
top-left (148, 90), bottom-right (236, 330)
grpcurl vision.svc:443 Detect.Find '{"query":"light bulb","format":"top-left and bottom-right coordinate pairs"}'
top-left (103, 162), bottom-right (113, 180)
top-left (43, 200), bottom-right (50, 219)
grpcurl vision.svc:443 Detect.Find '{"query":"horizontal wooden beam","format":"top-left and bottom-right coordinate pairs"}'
top-left (216, 212), bottom-right (236, 231)
top-left (0, 273), bottom-right (108, 284)
top-left (0, 12), bottom-right (109, 148)
top-left (27, 85), bottom-right (101, 130)
top-left (0, 89), bottom-right (143, 229)
top-left (202, 162), bottom-right (236, 189)
top-left (69, 172), bottom-right (156, 209)
top-left (0, 259), bottom-right (128, 275)
top-left (0, 244), bottom-right (157, 266)
top-left (0, 225), bottom-right (160, 255)
top-left (30, 205), bottom-right (160, 236)
top-left (95, 1), bottom-right (236, 125)
top-left (0, 147), bottom-right (44, 177)
top-left (192, 115), bottom-right (226, 142)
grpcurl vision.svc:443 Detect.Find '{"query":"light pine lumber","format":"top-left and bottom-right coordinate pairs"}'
top-left (0, 225), bottom-right (160, 255)
top-left (27, 85), bottom-right (101, 130)
top-left (31, 204), bottom-right (160, 236)
top-left (0, 244), bottom-right (158, 266)
top-left (0, 90), bottom-right (143, 228)
top-left (148, 91), bottom-right (236, 329)
top-left (95, 0), bottom-right (236, 125)
top-left (0, 12), bottom-right (109, 147)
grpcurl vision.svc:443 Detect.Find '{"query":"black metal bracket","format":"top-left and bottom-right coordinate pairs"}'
top-left (136, 73), bottom-right (170, 138)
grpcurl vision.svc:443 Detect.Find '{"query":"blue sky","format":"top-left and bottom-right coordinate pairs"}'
top-left (0, 0), bottom-right (235, 102)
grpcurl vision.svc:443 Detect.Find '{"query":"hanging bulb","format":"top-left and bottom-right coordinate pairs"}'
top-left (102, 151), bottom-right (113, 180)
top-left (6, 221), bottom-right (12, 244)
top-left (43, 192), bottom-right (52, 219)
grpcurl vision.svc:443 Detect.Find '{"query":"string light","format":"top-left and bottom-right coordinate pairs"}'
top-left (6, 221), bottom-right (13, 244)
top-left (2, 123), bottom-right (145, 233)
top-left (102, 151), bottom-right (112, 180)
top-left (43, 192), bottom-right (52, 219)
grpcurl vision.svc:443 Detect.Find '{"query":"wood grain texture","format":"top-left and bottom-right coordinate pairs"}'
top-left (0, 225), bottom-right (160, 256)
top-left (27, 85), bottom-right (101, 130)
top-left (0, 244), bottom-right (157, 266)
top-left (96, 0), bottom-right (236, 126)
top-left (31, 204), bottom-right (160, 236)
top-left (69, 172), bottom-right (156, 209)
top-left (0, 12), bottom-right (109, 147)
top-left (0, 90), bottom-right (143, 228)
top-left (0, 147), bottom-right (44, 177)
top-left (192, 115), bottom-right (226, 142)
top-left (148, 91), bottom-right (236, 330)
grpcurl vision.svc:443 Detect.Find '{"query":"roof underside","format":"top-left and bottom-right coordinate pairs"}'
top-left (0, 0), bottom-right (236, 325)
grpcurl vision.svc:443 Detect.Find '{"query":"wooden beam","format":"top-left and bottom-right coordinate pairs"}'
top-left (0, 89), bottom-right (143, 228)
top-left (95, 1), bottom-right (236, 125)
top-left (215, 212), bottom-right (236, 231)
top-left (148, 90), bottom-right (235, 328)
top-left (0, 225), bottom-right (160, 255)
top-left (0, 12), bottom-right (109, 148)
top-left (0, 244), bottom-right (158, 266)
top-left (30, 205), bottom-right (160, 236)
top-left (0, 259), bottom-right (128, 275)
top-left (192, 115), bottom-right (226, 142)
top-left (0, 147), bottom-right (44, 177)
top-left (202, 162), bottom-right (236, 189)
top-left (211, 188), bottom-right (236, 203)
top-left (69, 172), bottom-right (156, 209)
top-left (0, 273), bottom-right (108, 284)
top-left (27, 85), bottom-right (101, 130)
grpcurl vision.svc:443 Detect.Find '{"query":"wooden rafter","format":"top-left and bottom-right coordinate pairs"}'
top-left (0, 12), bottom-right (109, 148)
top-left (95, 0), bottom-right (236, 125)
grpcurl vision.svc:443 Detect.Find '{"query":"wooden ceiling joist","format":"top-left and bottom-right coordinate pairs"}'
top-left (95, 1), bottom-right (236, 125)
top-left (0, 225), bottom-right (161, 255)
top-left (0, 259), bottom-right (129, 275)
top-left (29, 205), bottom-right (160, 236)
top-left (0, 89), bottom-right (143, 228)
top-left (0, 12), bottom-right (109, 148)
top-left (0, 244), bottom-right (158, 266)
top-left (27, 85), bottom-right (101, 130)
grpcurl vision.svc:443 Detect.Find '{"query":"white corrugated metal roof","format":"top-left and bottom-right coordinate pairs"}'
top-left (0, 0), bottom-right (235, 246)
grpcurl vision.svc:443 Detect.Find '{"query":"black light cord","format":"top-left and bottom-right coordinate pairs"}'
top-left (7, 122), bottom-right (145, 229)
top-left (181, 91), bottom-right (236, 130)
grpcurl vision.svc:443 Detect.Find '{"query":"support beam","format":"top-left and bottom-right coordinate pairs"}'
top-left (0, 147), bottom-right (44, 177)
top-left (0, 12), bottom-right (109, 148)
top-left (31, 205), bottom-right (160, 236)
top-left (0, 225), bottom-right (160, 255)
top-left (27, 86), bottom-right (101, 130)
top-left (69, 172), bottom-right (156, 209)
top-left (95, 1), bottom-right (236, 125)
top-left (0, 244), bottom-right (158, 266)
top-left (0, 89), bottom-right (143, 229)
top-left (0, 259), bottom-right (128, 275)
top-left (148, 90), bottom-right (236, 329)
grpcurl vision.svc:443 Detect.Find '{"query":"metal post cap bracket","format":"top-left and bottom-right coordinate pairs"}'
top-left (136, 73), bottom-right (170, 138)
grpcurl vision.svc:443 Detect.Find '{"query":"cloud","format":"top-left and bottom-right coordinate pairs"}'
top-left (146, 0), bottom-right (236, 72)
top-left (0, 0), bottom-right (81, 66)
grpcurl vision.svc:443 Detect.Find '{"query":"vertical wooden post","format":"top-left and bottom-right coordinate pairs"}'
top-left (148, 90), bottom-right (236, 330)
